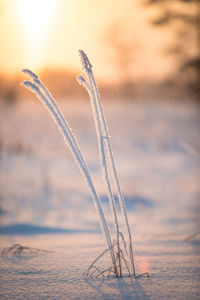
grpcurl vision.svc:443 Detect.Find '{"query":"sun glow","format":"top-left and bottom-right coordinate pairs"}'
top-left (18, 0), bottom-right (56, 69)
top-left (18, 0), bottom-right (55, 37)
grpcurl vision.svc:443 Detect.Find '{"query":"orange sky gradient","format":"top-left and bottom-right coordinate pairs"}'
top-left (0, 0), bottom-right (173, 83)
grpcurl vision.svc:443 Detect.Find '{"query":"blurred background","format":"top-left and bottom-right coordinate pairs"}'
top-left (0, 0), bottom-right (199, 104)
top-left (0, 0), bottom-right (200, 237)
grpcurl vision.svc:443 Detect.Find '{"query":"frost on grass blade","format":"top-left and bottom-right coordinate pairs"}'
top-left (22, 66), bottom-right (118, 278)
top-left (22, 69), bottom-right (39, 80)
top-left (77, 50), bottom-right (139, 278)
top-left (22, 80), bottom-right (38, 90)
top-left (76, 75), bottom-right (92, 94)
top-left (22, 51), bottom-right (149, 279)
top-left (79, 49), bottom-right (92, 72)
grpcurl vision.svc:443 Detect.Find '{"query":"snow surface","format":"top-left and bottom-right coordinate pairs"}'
top-left (0, 99), bottom-right (200, 299)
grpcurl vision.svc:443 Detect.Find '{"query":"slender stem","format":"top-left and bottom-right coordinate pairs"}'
top-left (88, 71), bottom-right (121, 276)
top-left (78, 50), bottom-right (135, 276)
top-left (22, 79), bottom-right (117, 276)
top-left (23, 70), bottom-right (90, 180)
top-left (78, 55), bottom-right (121, 277)
top-left (90, 71), bottom-right (135, 276)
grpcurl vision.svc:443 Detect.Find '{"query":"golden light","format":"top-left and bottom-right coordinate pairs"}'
top-left (18, 0), bottom-right (56, 69)
top-left (18, 0), bottom-right (55, 37)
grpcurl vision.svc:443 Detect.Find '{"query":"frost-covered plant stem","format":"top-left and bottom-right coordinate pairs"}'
top-left (21, 70), bottom-right (118, 277)
top-left (77, 50), bottom-right (135, 276)
top-left (77, 52), bottom-right (122, 276)
top-left (22, 51), bottom-right (138, 278)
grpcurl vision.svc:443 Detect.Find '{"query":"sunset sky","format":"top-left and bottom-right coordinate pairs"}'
top-left (0, 0), bottom-right (173, 82)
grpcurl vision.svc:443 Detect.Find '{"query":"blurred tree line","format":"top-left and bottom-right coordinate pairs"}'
top-left (0, 69), bottom-right (87, 105)
top-left (144, 0), bottom-right (200, 100)
top-left (102, 0), bottom-right (200, 101)
top-left (0, 0), bottom-right (199, 103)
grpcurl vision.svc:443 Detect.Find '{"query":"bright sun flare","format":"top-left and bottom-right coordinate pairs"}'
top-left (18, 0), bottom-right (55, 37)
top-left (18, 0), bottom-right (56, 68)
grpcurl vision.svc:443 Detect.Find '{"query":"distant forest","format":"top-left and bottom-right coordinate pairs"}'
top-left (0, 67), bottom-right (197, 104)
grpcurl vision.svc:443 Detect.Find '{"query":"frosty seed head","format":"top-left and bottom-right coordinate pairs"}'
top-left (76, 75), bottom-right (86, 86)
top-left (79, 50), bottom-right (92, 72)
top-left (22, 69), bottom-right (39, 80)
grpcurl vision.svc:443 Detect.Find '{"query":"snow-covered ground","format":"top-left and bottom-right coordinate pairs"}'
top-left (0, 98), bottom-right (200, 299)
